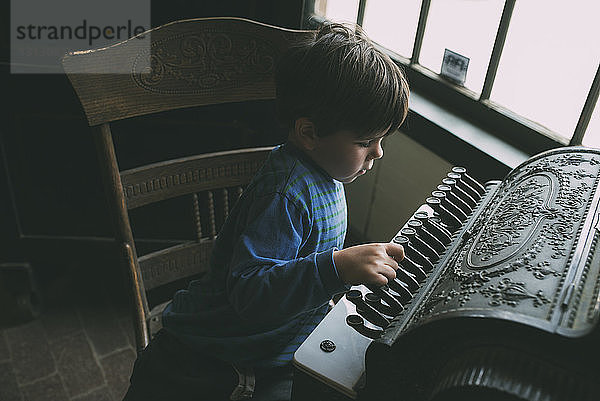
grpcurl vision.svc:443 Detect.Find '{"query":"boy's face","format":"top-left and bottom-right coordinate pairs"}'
top-left (310, 129), bottom-right (386, 183)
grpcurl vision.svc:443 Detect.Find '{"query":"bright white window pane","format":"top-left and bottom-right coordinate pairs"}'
top-left (362, 0), bottom-right (422, 58)
top-left (419, 0), bottom-right (504, 94)
top-left (491, 1), bottom-right (600, 140)
top-left (313, 0), bottom-right (327, 16)
top-left (583, 98), bottom-right (600, 149)
top-left (314, 0), bottom-right (360, 24)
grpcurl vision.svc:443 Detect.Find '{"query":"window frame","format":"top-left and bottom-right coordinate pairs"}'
top-left (302, 0), bottom-right (600, 156)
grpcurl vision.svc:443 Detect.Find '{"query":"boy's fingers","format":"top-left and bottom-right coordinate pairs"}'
top-left (383, 260), bottom-right (399, 272)
top-left (385, 242), bottom-right (405, 262)
top-left (372, 274), bottom-right (388, 286)
top-left (379, 264), bottom-right (397, 282)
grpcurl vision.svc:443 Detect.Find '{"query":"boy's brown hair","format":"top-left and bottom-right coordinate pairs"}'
top-left (276, 22), bottom-right (410, 138)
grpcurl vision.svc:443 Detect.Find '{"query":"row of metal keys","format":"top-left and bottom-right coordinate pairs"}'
top-left (344, 166), bottom-right (486, 338)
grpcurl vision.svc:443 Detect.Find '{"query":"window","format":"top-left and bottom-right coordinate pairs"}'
top-left (304, 0), bottom-right (600, 152)
top-left (419, 0), bottom-right (504, 95)
top-left (490, 1), bottom-right (600, 142)
top-left (313, 0), bottom-right (360, 24)
top-left (361, 0), bottom-right (421, 58)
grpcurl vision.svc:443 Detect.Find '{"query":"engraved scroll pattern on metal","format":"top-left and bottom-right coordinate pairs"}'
top-left (132, 30), bottom-right (277, 94)
top-left (407, 152), bottom-right (600, 330)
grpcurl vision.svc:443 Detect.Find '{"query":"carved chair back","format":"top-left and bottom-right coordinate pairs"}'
top-left (62, 17), bottom-right (312, 352)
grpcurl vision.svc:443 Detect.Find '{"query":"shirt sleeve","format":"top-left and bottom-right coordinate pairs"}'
top-left (226, 192), bottom-right (348, 326)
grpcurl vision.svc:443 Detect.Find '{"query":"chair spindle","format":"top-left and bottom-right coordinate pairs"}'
top-left (223, 188), bottom-right (229, 220)
top-left (208, 191), bottom-right (216, 239)
top-left (192, 193), bottom-right (202, 242)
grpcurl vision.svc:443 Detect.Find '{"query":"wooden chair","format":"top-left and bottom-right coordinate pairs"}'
top-left (62, 17), bottom-right (312, 353)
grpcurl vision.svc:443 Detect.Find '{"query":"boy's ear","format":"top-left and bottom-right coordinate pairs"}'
top-left (294, 117), bottom-right (318, 151)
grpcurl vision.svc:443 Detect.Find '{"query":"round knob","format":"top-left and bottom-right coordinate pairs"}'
top-left (437, 184), bottom-right (472, 216)
top-left (400, 227), bottom-right (417, 237)
top-left (345, 314), bottom-right (382, 339)
top-left (393, 235), bottom-right (409, 246)
top-left (447, 172), bottom-right (480, 202)
top-left (432, 190), bottom-right (468, 222)
top-left (346, 314), bottom-right (364, 327)
top-left (414, 211), bottom-right (452, 245)
top-left (426, 197), bottom-right (461, 229)
top-left (393, 235), bottom-right (434, 272)
top-left (451, 166), bottom-right (485, 195)
top-left (401, 227), bottom-right (440, 261)
top-left (346, 289), bottom-right (362, 302)
top-left (365, 292), bottom-right (395, 316)
top-left (408, 219), bottom-right (446, 254)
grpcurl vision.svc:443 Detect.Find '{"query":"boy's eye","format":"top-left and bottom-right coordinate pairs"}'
top-left (357, 141), bottom-right (372, 148)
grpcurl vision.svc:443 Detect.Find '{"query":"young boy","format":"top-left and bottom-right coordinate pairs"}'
top-left (124, 22), bottom-right (409, 401)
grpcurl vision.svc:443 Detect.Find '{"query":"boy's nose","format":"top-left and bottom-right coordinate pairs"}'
top-left (371, 142), bottom-right (384, 160)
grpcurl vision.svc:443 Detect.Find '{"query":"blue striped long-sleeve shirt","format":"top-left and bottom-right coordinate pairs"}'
top-left (162, 143), bottom-right (349, 368)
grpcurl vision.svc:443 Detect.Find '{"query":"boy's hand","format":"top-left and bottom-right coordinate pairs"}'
top-left (333, 243), bottom-right (405, 286)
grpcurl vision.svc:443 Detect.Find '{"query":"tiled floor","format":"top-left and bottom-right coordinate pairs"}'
top-left (0, 266), bottom-right (137, 401)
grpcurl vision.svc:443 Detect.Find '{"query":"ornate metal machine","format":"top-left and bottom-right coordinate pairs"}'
top-left (292, 147), bottom-right (600, 401)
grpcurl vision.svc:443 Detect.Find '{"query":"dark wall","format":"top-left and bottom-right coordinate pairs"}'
top-left (1, 1), bottom-right (304, 275)
top-left (0, 134), bottom-right (20, 262)
top-left (151, 1), bottom-right (304, 28)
